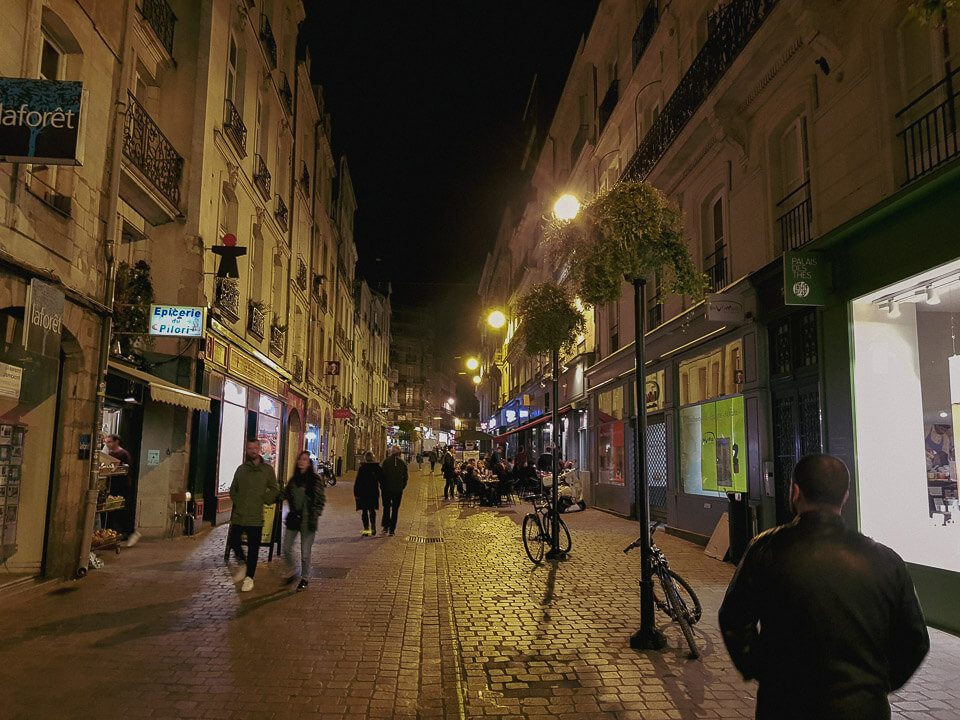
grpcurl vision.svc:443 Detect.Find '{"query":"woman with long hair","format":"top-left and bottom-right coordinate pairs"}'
top-left (282, 451), bottom-right (326, 591)
top-left (354, 451), bottom-right (384, 535)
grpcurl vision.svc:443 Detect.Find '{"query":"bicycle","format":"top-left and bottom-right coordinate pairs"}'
top-left (522, 495), bottom-right (571, 564)
top-left (624, 525), bottom-right (702, 658)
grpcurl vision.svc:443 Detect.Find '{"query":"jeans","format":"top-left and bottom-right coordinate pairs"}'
top-left (382, 492), bottom-right (402, 531)
top-left (361, 508), bottom-right (377, 530)
top-left (444, 476), bottom-right (458, 499)
top-left (282, 527), bottom-right (315, 579)
top-left (228, 524), bottom-right (262, 578)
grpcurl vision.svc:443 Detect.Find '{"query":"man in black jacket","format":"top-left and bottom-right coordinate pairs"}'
top-left (719, 454), bottom-right (929, 720)
top-left (380, 446), bottom-right (408, 536)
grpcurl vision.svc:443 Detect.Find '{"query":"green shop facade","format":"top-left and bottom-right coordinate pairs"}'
top-left (813, 164), bottom-right (960, 635)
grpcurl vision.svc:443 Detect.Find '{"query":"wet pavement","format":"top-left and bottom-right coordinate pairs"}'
top-left (2, 466), bottom-right (958, 719)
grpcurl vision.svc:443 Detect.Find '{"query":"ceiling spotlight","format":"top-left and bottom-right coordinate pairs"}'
top-left (940, 411), bottom-right (950, 418)
top-left (880, 300), bottom-right (901, 319)
top-left (924, 286), bottom-right (941, 305)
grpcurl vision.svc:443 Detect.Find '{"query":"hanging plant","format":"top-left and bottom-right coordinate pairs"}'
top-left (907, 0), bottom-right (960, 26)
top-left (544, 181), bottom-right (708, 306)
top-left (112, 260), bottom-right (155, 358)
top-left (515, 282), bottom-right (586, 357)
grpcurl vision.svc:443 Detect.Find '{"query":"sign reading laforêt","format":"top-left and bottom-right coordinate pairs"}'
top-left (23, 279), bottom-right (65, 358)
top-left (784, 251), bottom-right (826, 306)
top-left (0, 78), bottom-right (83, 164)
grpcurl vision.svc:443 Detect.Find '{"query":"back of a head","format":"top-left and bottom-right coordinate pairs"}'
top-left (792, 454), bottom-right (849, 507)
top-left (364, 451), bottom-right (375, 463)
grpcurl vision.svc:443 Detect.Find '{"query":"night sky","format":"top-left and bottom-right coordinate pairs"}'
top-left (303, 2), bottom-right (600, 378)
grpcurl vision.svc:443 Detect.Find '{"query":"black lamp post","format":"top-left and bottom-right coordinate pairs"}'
top-left (544, 347), bottom-right (564, 559)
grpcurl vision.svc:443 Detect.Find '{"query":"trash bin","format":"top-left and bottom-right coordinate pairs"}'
top-left (726, 492), bottom-right (750, 564)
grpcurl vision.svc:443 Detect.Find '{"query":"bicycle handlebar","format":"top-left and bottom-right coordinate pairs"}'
top-left (623, 538), bottom-right (642, 553)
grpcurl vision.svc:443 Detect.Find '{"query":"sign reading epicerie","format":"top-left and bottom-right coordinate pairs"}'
top-left (0, 78), bottom-right (83, 164)
top-left (149, 305), bottom-right (205, 337)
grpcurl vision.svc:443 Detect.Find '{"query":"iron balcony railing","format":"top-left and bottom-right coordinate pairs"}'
top-left (216, 278), bottom-right (240, 321)
top-left (280, 72), bottom-right (293, 115)
top-left (296, 257), bottom-right (307, 291)
top-left (260, 13), bottom-right (278, 69)
top-left (139, 0), bottom-right (176, 56)
top-left (269, 325), bottom-right (285, 356)
top-left (623, 0), bottom-right (779, 182)
top-left (274, 194), bottom-right (288, 230)
top-left (299, 160), bottom-right (310, 190)
top-left (253, 154), bottom-right (271, 198)
top-left (632, 0), bottom-right (660, 69)
top-left (224, 98), bottom-right (246, 156)
top-left (705, 246), bottom-right (729, 291)
top-left (775, 180), bottom-right (813, 251)
top-left (248, 303), bottom-right (266, 338)
top-left (570, 123), bottom-right (589, 168)
top-left (896, 65), bottom-right (960, 185)
top-left (599, 79), bottom-right (619, 135)
top-left (123, 92), bottom-right (183, 208)
top-left (293, 357), bottom-right (304, 382)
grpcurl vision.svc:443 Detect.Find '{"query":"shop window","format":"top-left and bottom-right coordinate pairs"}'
top-left (678, 339), bottom-right (743, 405)
top-left (596, 385), bottom-right (627, 487)
top-left (852, 260), bottom-right (960, 573)
top-left (679, 396), bottom-right (747, 497)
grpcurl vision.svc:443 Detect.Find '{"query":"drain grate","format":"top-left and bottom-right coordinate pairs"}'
top-left (405, 535), bottom-right (444, 543)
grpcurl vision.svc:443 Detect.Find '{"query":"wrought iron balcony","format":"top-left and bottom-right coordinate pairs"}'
top-left (274, 194), bottom-right (288, 230)
top-left (632, 0), bottom-right (660, 69)
top-left (299, 160), bottom-right (310, 191)
top-left (122, 92), bottom-right (183, 208)
top-left (139, 0), bottom-right (176, 57)
top-left (705, 246), bottom-right (729, 291)
top-left (259, 13), bottom-right (277, 69)
top-left (647, 303), bottom-right (663, 330)
top-left (896, 66), bottom-right (960, 185)
top-left (570, 123), bottom-right (589, 168)
top-left (215, 278), bottom-right (240, 321)
top-left (280, 72), bottom-right (293, 115)
top-left (296, 257), bottom-right (307, 291)
top-left (253, 154), bottom-right (271, 199)
top-left (224, 99), bottom-right (246, 156)
top-left (269, 325), bottom-right (285, 356)
top-left (599, 79), bottom-right (619, 135)
top-left (775, 180), bottom-right (813, 251)
top-left (315, 285), bottom-right (328, 312)
top-left (623, 0), bottom-right (779, 182)
top-left (293, 357), bottom-right (304, 382)
top-left (248, 302), bottom-right (266, 338)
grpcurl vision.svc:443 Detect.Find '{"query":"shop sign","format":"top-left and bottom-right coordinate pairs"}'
top-left (0, 78), bottom-right (84, 164)
top-left (228, 349), bottom-right (282, 396)
top-left (705, 294), bottom-right (744, 323)
top-left (332, 408), bottom-right (352, 419)
top-left (784, 251), bottom-right (826, 306)
top-left (23, 278), bottom-right (64, 358)
top-left (149, 304), bottom-right (205, 337)
top-left (0, 362), bottom-right (22, 400)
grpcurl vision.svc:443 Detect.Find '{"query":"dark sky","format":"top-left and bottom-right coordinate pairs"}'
top-left (303, 3), bottom-right (599, 359)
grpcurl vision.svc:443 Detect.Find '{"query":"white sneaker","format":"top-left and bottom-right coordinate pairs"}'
top-left (241, 576), bottom-right (254, 592)
top-left (233, 567), bottom-right (247, 583)
top-left (125, 531), bottom-right (141, 548)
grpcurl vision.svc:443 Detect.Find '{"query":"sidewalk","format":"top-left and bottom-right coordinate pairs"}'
top-left (1, 466), bottom-right (957, 719)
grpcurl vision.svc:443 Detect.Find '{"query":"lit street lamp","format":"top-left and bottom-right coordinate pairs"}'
top-left (487, 310), bottom-right (506, 329)
top-left (472, 375), bottom-right (481, 384)
top-left (553, 194), bottom-right (580, 221)
top-left (466, 357), bottom-right (479, 370)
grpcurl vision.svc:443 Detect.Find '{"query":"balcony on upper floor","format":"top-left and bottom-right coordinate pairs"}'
top-left (775, 180), bottom-right (813, 252)
top-left (896, 66), bottom-right (960, 186)
top-left (248, 302), bottom-right (266, 339)
top-left (138, 0), bottom-right (176, 57)
top-left (215, 278), bottom-right (241, 322)
top-left (121, 92), bottom-right (183, 224)
top-left (274, 194), bottom-right (288, 231)
top-left (293, 357), bottom-right (304, 383)
top-left (296, 257), bottom-right (308, 292)
top-left (260, 13), bottom-right (278, 69)
top-left (224, 98), bottom-right (246, 157)
top-left (279, 72), bottom-right (293, 115)
top-left (705, 246), bottom-right (729, 292)
top-left (269, 324), bottom-right (285, 357)
top-left (632, 0), bottom-right (660, 70)
top-left (253, 154), bottom-right (271, 199)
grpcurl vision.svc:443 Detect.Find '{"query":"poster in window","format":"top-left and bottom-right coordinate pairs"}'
top-left (0, 425), bottom-right (11, 445)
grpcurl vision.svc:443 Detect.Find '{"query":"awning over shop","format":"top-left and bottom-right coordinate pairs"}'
top-left (108, 361), bottom-right (211, 412)
top-left (493, 406), bottom-right (572, 441)
top-left (457, 428), bottom-right (495, 443)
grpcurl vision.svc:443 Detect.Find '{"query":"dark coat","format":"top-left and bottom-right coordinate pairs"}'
top-left (380, 455), bottom-right (408, 496)
top-left (283, 471), bottom-right (325, 532)
top-left (718, 511), bottom-right (929, 720)
top-left (354, 462), bottom-right (383, 511)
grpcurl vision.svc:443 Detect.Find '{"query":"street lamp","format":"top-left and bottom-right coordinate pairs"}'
top-left (472, 375), bottom-right (482, 385)
top-left (487, 310), bottom-right (506, 329)
top-left (634, 80), bottom-right (662, 150)
top-left (553, 194), bottom-right (580, 221)
top-left (466, 357), bottom-right (479, 370)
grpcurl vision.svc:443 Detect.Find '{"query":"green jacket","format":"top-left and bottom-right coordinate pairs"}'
top-left (229, 457), bottom-right (281, 526)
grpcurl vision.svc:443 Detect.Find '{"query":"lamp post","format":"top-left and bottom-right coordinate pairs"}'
top-left (544, 345), bottom-right (564, 559)
top-left (634, 80), bottom-right (662, 150)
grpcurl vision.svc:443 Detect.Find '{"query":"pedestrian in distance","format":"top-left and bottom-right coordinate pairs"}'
top-left (105, 434), bottom-right (142, 547)
top-left (536, 445), bottom-right (554, 473)
top-left (354, 451), bottom-right (383, 536)
top-left (441, 446), bottom-right (458, 500)
top-left (428, 448), bottom-right (437, 474)
top-left (718, 453), bottom-right (930, 720)
top-left (380, 445), bottom-right (408, 536)
top-left (281, 451), bottom-right (326, 591)
top-left (228, 438), bottom-right (282, 592)
top-left (415, 451), bottom-right (423, 471)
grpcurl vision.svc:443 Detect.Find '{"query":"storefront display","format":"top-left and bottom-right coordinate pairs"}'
top-left (679, 396), bottom-right (747, 496)
top-left (852, 259), bottom-right (960, 574)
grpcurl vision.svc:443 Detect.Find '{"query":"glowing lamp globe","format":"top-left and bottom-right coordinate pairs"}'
top-left (553, 194), bottom-right (580, 221)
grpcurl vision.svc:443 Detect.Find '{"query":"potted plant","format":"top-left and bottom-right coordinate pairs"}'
top-left (112, 260), bottom-right (154, 359)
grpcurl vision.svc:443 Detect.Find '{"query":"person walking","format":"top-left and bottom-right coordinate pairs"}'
top-left (441, 445), bottom-right (458, 500)
top-left (415, 452), bottom-right (423, 471)
top-left (428, 449), bottom-right (437, 474)
top-left (104, 434), bottom-right (141, 548)
top-left (380, 446), bottom-right (408, 536)
top-left (281, 451), bottom-right (326, 591)
top-left (228, 438), bottom-right (282, 592)
top-left (354, 451), bottom-right (383, 536)
top-left (718, 454), bottom-right (930, 720)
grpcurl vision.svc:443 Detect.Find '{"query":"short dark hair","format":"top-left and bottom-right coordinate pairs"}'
top-left (364, 451), bottom-right (375, 463)
top-left (246, 438), bottom-right (260, 446)
top-left (107, 434), bottom-right (120, 443)
top-left (792, 454), bottom-right (849, 507)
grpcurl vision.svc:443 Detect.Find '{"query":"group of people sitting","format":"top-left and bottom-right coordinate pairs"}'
top-left (439, 443), bottom-right (560, 506)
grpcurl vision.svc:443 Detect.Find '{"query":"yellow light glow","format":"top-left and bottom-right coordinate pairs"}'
top-left (472, 375), bottom-right (482, 384)
top-left (466, 357), bottom-right (479, 370)
top-left (487, 310), bottom-right (506, 329)
top-left (553, 194), bottom-right (580, 221)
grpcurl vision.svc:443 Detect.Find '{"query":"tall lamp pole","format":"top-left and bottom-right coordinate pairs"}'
top-left (630, 277), bottom-right (666, 649)
top-left (545, 347), bottom-right (564, 559)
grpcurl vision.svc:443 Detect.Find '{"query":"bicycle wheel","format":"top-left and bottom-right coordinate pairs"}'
top-left (522, 513), bottom-right (545, 564)
top-left (327, 475), bottom-right (337, 486)
top-left (664, 580), bottom-right (700, 659)
top-left (556, 517), bottom-right (572, 554)
top-left (653, 569), bottom-right (702, 625)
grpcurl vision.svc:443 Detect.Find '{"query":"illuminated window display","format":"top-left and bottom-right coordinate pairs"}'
top-left (679, 396), bottom-right (747, 497)
top-left (597, 385), bottom-right (626, 486)
top-left (852, 259), bottom-right (960, 573)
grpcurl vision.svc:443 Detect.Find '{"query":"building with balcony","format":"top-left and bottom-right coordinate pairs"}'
top-left (478, 0), bottom-right (960, 632)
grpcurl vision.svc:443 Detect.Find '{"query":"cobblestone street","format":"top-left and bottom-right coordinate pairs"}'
top-left (2, 467), bottom-right (959, 720)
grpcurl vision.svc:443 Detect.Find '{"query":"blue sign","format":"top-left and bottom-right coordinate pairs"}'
top-left (0, 78), bottom-right (83, 164)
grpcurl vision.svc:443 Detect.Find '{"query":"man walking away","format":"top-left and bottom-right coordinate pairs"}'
top-left (441, 446), bottom-right (458, 500)
top-left (719, 454), bottom-right (929, 720)
top-left (380, 446), bottom-right (408, 536)
top-left (428, 449), bottom-right (437, 474)
top-left (228, 439), bottom-right (282, 592)
top-left (415, 452), bottom-right (423, 471)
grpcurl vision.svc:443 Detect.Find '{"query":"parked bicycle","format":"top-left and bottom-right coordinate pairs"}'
top-left (318, 460), bottom-right (337, 486)
top-left (522, 495), bottom-right (571, 563)
top-left (624, 525), bottom-right (702, 658)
